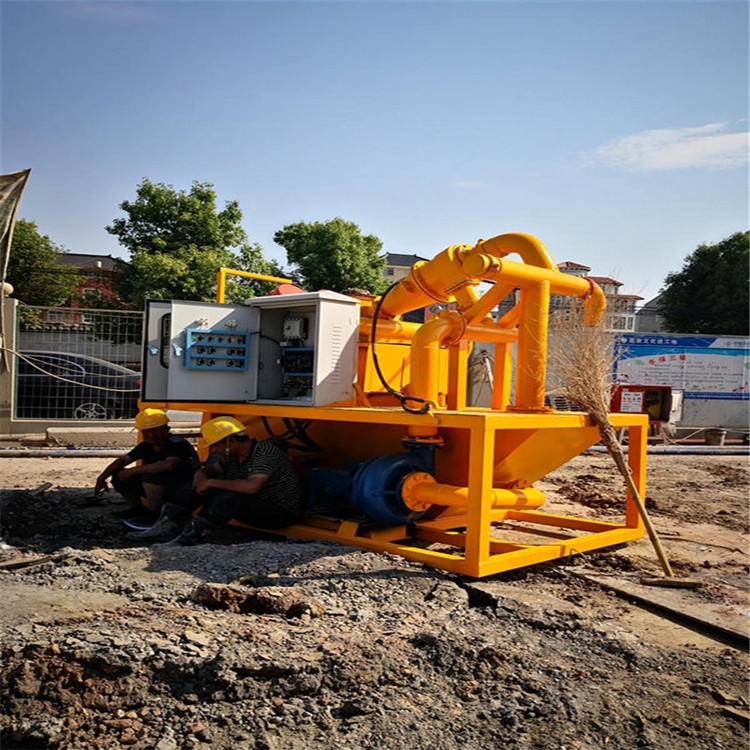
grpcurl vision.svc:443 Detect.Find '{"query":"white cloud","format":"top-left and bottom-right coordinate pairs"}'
top-left (583, 123), bottom-right (748, 171)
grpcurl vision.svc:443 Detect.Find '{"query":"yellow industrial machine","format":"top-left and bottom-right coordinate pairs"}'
top-left (140, 232), bottom-right (647, 578)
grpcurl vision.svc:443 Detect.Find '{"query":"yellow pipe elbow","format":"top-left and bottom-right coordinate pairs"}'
top-left (378, 244), bottom-right (473, 319)
top-left (472, 232), bottom-right (557, 271)
top-left (582, 281), bottom-right (607, 326)
top-left (409, 313), bottom-right (463, 404)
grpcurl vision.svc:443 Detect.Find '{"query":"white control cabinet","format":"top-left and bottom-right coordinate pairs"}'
top-left (143, 291), bottom-right (360, 406)
top-left (250, 291), bottom-right (360, 406)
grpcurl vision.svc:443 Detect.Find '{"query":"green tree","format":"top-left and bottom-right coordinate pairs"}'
top-left (273, 217), bottom-right (387, 294)
top-left (5, 220), bottom-right (80, 305)
top-left (659, 232), bottom-right (749, 335)
top-left (107, 179), bottom-right (283, 307)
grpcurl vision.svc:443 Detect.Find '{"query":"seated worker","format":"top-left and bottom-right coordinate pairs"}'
top-left (94, 409), bottom-right (199, 518)
top-left (128, 415), bottom-right (303, 545)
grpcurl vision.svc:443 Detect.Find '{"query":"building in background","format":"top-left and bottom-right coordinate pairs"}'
top-left (382, 253), bottom-right (428, 283)
top-left (635, 294), bottom-right (666, 333)
top-left (56, 253), bottom-right (121, 308)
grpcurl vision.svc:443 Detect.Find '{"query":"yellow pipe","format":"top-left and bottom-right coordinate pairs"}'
top-left (378, 233), bottom-right (558, 321)
top-left (215, 268), bottom-right (293, 304)
top-left (378, 244), bottom-right (474, 319)
top-left (400, 472), bottom-right (546, 512)
top-left (472, 232), bottom-right (557, 270)
top-left (462, 254), bottom-right (606, 325)
top-left (360, 318), bottom-right (420, 342)
top-left (492, 341), bottom-right (513, 410)
top-left (514, 280), bottom-right (550, 411)
top-left (463, 281), bottom-right (517, 326)
top-left (365, 315), bottom-right (517, 347)
top-left (409, 313), bottom-right (464, 407)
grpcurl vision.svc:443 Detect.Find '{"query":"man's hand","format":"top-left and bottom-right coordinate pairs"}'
top-left (94, 476), bottom-right (108, 495)
top-left (192, 470), bottom-right (211, 495)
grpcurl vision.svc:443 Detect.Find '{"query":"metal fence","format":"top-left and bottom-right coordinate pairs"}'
top-left (14, 306), bottom-right (144, 420)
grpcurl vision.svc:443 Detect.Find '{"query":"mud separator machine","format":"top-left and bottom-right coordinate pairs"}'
top-left (140, 232), bottom-right (647, 578)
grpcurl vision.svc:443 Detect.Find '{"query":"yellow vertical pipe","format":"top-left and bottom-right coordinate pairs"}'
top-left (514, 280), bottom-right (550, 410)
top-left (216, 269), bottom-right (227, 304)
top-left (447, 340), bottom-right (470, 410)
top-left (491, 342), bottom-right (513, 410)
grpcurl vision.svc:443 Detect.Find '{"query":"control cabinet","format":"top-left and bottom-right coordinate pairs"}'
top-left (143, 291), bottom-right (359, 406)
top-left (249, 291), bottom-right (360, 405)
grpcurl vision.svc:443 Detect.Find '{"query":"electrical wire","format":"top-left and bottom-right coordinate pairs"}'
top-left (370, 283), bottom-right (432, 415)
top-left (261, 416), bottom-right (324, 453)
top-left (0, 346), bottom-right (140, 393)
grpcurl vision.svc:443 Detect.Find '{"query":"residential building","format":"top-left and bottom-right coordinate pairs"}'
top-left (30, 253), bottom-right (123, 328)
top-left (55, 253), bottom-right (120, 307)
top-left (382, 253), bottom-right (428, 282)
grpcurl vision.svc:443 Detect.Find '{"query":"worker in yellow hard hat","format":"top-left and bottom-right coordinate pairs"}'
top-left (131, 415), bottom-right (303, 546)
top-left (94, 409), bottom-right (199, 523)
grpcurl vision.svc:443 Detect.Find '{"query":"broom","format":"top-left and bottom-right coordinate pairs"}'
top-left (547, 305), bottom-right (675, 579)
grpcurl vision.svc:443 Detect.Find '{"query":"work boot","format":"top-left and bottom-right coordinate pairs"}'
top-left (125, 515), bottom-right (180, 542)
top-left (153, 516), bottom-right (211, 548)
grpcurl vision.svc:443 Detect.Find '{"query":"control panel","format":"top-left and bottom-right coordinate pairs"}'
top-left (184, 328), bottom-right (250, 371)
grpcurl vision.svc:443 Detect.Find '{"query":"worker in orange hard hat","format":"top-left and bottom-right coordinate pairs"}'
top-left (129, 415), bottom-right (303, 546)
top-left (94, 409), bottom-right (199, 522)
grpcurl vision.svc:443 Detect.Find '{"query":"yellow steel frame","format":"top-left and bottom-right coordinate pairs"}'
top-left (150, 399), bottom-right (647, 578)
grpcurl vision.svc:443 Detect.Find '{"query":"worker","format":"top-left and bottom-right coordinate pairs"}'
top-left (94, 408), bottom-right (199, 518)
top-left (129, 415), bottom-right (303, 545)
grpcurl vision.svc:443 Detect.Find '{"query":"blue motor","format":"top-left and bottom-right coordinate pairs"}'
top-left (306, 443), bottom-right (437, 526)
top-left (349, 452), bottom-right (430, 526)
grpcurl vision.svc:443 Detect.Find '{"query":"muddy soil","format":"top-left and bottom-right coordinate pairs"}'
top-left (1, 452), bottom-right (748, 750)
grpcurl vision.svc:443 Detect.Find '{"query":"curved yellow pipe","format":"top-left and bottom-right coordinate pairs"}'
top-left (408, 313), bottom-right (463, 407)
top-left (377, 233), bottom-right (556, 321)
top-left (378, 244), bottom-right (475, 319)
top-left (472, 232), bottom-right (557, 271)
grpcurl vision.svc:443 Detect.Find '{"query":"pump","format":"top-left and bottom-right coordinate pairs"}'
top-left (140, 232), bottom-right (648, 578)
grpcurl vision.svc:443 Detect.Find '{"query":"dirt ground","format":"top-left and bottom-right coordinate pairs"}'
top-left (1, 451), bottom-right (748, 750)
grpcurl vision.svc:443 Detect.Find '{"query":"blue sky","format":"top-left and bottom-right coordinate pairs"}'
top-left (2, 0), bottom-right (747, 303)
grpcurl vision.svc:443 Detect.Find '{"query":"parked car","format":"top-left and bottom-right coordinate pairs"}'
top-left (15, 351), bottom-right (141, 420)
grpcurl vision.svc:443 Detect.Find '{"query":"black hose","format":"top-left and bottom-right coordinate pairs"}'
top-left (370, 283), bottom-right (432, 415)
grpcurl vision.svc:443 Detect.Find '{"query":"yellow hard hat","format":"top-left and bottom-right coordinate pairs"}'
top-left (201, 416), bottom-right (247, 446)
top-left (134, 408), bottom-right (169, 431)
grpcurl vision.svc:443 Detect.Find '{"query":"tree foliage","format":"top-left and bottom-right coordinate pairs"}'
top-left (107, 179), bottom-right (283, 307)
top-left (5, 220), bottom-right (80, 306)
top-left (273, 217), bottom-right (387, 294)
top-left (659, 232), bottom-right (749, 335)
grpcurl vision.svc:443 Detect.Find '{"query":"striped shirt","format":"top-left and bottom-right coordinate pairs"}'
top-left (224, 440), bottom-right (303, 519)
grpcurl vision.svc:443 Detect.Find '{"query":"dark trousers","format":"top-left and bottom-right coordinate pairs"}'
top-left (162, 489), bottom-right (295, 529)
top-left (111, 472), bottom-right (192, 510)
